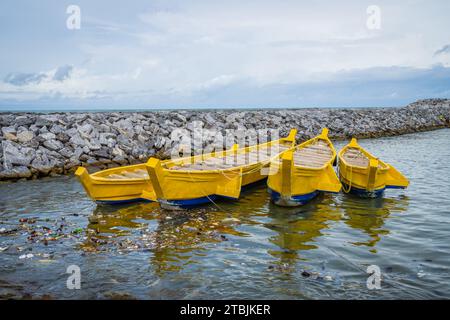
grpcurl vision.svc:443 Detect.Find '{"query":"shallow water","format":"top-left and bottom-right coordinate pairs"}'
top-left (1, 129), bottom-right (450, 299)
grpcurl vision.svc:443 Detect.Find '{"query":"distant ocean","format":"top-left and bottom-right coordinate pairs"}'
top-left (0, 105), bottom-right (403, 113)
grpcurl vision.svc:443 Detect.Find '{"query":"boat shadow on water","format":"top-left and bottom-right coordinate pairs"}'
top-left (265, 193), bottom-right (342, 265)
top-left (337, 192), bottom-right (410, 250)
top-left (264, 191), bottom-right (410, 265)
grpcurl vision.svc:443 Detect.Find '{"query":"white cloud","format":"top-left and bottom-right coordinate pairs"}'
top-left (0, 0), bottom-right (449, 107)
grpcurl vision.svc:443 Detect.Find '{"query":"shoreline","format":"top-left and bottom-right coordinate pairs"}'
top-left (1, 98), bottom-right (449, 181)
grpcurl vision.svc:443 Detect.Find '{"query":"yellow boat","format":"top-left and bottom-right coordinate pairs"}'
top-left (144, 129), bottom-right (297, 209)
top-left (75, 163), bottom-right (161, 204)
top-left (267, 128), bottom-right (341, 206)
top-left (338, 138), bottom-right (409, 197)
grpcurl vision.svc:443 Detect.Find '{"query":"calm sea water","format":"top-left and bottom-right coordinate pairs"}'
top-left (1, 129), bottom-right (450, 299)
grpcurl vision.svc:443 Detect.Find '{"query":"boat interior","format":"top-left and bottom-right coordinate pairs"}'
top-left (90, 162), bottom-right (150, 180)
top-left (167, 142), bottom-right (292, 171)
top-left (103, 168), bottom-right (149, 180)
top-left (341, 147), bottom-right (388, 169)
top-left (292, 139), bottom-right (334, 168)
top-left (94, 141), bottom-right (293, 179)
top-left (342, 147), bottom-right (369, 167)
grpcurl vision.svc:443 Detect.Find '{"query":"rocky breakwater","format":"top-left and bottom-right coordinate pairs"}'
top-left (1, 98), bottom-right (449, 181)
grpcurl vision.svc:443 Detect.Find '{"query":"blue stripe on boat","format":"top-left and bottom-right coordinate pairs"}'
top-left (386, 185), bottom-right (407, 189)
top-left (162, 195), bottom-right (219, 208)
top-left (342, 182), bottom-right (385, 198)
top-left (268, 188), bottom-right (319, 206)
top-left (342, 182), bottom-right (406, 198)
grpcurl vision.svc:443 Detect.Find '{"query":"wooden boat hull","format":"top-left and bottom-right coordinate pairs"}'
top-left (338, 138), bottom-right (408, 198)
top-left (75, 163), bottom-right (158, 204)
top-left (145, 130), bottom-right (297, 209)
top-left (267, 128), bottom-right (341, 207)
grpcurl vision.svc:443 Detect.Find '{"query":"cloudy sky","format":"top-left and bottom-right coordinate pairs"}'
top-left (0, 0), bottom-right (450, 109)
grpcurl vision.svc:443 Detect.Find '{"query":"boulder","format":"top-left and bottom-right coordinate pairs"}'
top-left (15, 115), bottom-right (34, 126)
top-left (114, 119), bottom-right (134, 137)
top-left (92, 148), bottom-right (110, 158)
top-left (59, 147), bottom-right (74, 158)
top-left (3, 132), bottom-right (17, 141)
top-left (43, 139), bottom-right (64, 151)
top-left (2, 141), bottom-right (35, 167)
top-left (39, 132), bottom-right (56, 140)
top-left (31, 153), bottom-right (54, 174)
top-left (35, 115), bottom-right (57, 127)
top-left (1, 126), bottom-right (16, 135)
top-left (69, 133), bottom-right (87, 147)
top-left (99, 132), bottom-right (116, 146)
top-left (50, 124), bottom-right (64, 134)
top-left (0, 166), bottom-right (32, 179)
top-left (78, 123), bottom-right (94, 136)
top-left (112, 146), bottom-right (125, 157)
top-left (56, 132), bottom-right (70, 142)
top-left (16, 130), bottom-right (34, 143)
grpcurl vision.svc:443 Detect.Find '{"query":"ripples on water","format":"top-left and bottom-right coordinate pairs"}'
top-left (1, 129), bottom-right (450, 299)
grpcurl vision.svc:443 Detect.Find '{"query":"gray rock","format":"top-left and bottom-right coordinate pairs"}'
top-left (35, 115), bottom-right (56, 127)
top-left (15, 115), bottom-right (34, 126)
top-left (2, 126), bottom-right (16, 135)
top-left (112, 146), bottom-right (125, 157)
top-left (16, 130), bottom-right (34, 143)
top-left (98, 123), bottom-right (111, 132)
top-left (0, 166), bottom-right (32, 179)
top-left (43, 139), bottom-right (64, 151)
top-left (65, 158), bottom-right (80, 170)
top-left (78, 123), bottom-right (94, 136)
top-left (114, 119), bottom-right (134, 137)
top-left (87, 140), bottom-right (102, 151)
top-left (69, 133), bottom-right (87, 147)
top-left (72, 147), bottom-right (83, 159)
top-left (31, 153), bottom-right (54, 174)
top-left (92, 148), bottom-right (110, 158)
top-left (154, 136), bottom-right (165, 149)
top-left (50, 124), bottom-right (64, 134)
top-left (2, 141), bottom-right (35, 167)
top-left (39, 132), bottom-right (56, 140)
top-left (99, 132), bottom-right (116, 145)
top-left (56, 132), bottom-right (70, 142)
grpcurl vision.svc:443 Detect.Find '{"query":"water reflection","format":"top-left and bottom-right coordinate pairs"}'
top-left (81, 187), bottom-right (410, 273)
top-left (84, 202), bottom-right (245, 274)
top-left (338, 193), bottom-right (410, 251)
top-left (265, 194), bottom-right (342, 264)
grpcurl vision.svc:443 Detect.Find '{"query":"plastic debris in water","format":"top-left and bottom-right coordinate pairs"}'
top-left (72, 228), bottom-right (83, 234)
top-left (19, 253), bottom-right (34, 259)
top-left (417, 271), bottom-right (426, 278)
top-left (323, 275), bottom-right (333, 281)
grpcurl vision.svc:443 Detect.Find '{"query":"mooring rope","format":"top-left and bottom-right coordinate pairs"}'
top-left (341, 163), bottom-right (353, 194)
top-left (182, 143), bottom-right (284, 212)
